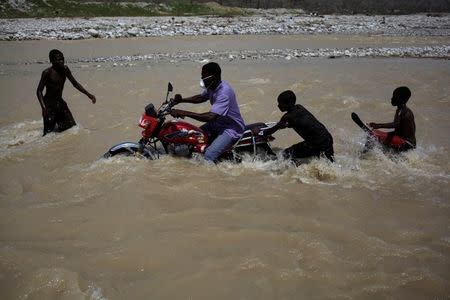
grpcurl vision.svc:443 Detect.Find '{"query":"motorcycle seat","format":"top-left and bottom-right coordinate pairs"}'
top-left (244, 122), bottom-right (266, 131)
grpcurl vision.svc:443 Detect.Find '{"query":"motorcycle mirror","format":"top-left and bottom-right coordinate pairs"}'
top-left (165, 82), bottom-right (173, 104)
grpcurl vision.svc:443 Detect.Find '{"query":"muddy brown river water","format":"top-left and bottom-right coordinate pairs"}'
top-left (0, 35), bottom-right (449, 299)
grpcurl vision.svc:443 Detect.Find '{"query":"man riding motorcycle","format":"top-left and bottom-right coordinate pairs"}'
top-left (170, 62), bottom-right (245, 163)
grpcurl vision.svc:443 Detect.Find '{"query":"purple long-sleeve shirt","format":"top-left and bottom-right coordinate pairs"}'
top-left (201, 80), bottom-right (245, 139)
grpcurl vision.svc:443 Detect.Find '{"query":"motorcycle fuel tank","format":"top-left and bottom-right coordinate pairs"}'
top-left (159, 120), bottom-right (208, 146)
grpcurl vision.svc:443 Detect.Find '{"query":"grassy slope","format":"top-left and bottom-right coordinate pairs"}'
top-left (0, 0), bottom-right (246, 18)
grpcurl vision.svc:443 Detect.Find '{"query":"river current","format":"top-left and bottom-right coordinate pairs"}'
top-left (0, 35), bottom-right (449, 300)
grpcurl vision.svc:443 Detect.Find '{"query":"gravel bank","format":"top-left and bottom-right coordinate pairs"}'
top-left (1, 14), bottom-right (449, 61)
top-left (1, 14), bottom-right (449, 41)
top-left (61, 46), bottom-right (448, 64)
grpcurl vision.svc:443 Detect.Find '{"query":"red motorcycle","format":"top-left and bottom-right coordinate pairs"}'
top-left (103, 83), bottom-right (276, 161)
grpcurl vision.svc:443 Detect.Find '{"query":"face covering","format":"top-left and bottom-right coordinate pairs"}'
top-left (199, 79), bottom-right (206, 89)
top-left (199, 75), bottom-right (214, 90)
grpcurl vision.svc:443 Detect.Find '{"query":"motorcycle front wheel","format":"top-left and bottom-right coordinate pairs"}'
top-left (103, 142), bottom-right (157, 159)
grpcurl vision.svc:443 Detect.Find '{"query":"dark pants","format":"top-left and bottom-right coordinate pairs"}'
top-left (283, 138), bottom-right (334, 162)
top-left (43, 99), bottom-right (76, 136)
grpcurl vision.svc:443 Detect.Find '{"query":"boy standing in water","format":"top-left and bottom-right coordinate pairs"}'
top-left (255, 90), bottom-right (334, 162)
top-left (369, 86), bottom-right (416, 152)
top-left (36, 49), bottom-right (96, 136)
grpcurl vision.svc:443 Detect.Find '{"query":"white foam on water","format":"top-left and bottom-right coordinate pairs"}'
top-left (333, 95), bottom-right (361, 111)
top-left (0, 120), bottom-right (87, 159)
top-left (289, 79), bottom-right (322, 94)
top-left (76, 130), bottom-right (448, 192)
top-left (241, 78), bottom-right (271, 85)
top-left (0, 120), bottom-right (42, 157)
top-left (25, 156), bottom-right (144, 209)
top-left (10, 268), bottom-right (107, 300)
top-left (86, 284), bottom-right (108, 300)
top-left (358, 143), bottom-right (449, 180)
top-left (211, 129), bottom-right (450, 188)
top-left (72, 155), bottom-right (147, 186)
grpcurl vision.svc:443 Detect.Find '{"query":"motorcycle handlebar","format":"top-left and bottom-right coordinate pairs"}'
top-left (156, 82), bottom-right (177, 117)
top-left (157, 99), bottom-right (176, 117)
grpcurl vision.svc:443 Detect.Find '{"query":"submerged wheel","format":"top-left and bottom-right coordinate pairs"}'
top-left (255, 143), bottom-right (276, 157)
top-left (103, 142), bottom-right (159, 160)
top-left (224, 143), bottom-right (276, 163)
top-left (103, 146), bottom-right (140, 158)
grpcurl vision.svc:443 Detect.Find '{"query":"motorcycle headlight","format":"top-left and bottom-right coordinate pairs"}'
top-left (139, 116), bottom-right (150, 127)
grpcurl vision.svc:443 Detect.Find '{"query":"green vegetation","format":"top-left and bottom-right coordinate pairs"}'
top-left (1, 0), bottom-right (448, 18)
top-left (0, 0), bottom-right (246, 18)
top-left (295, 0), bottom-right (449, 15)
top-left (171, 1), bottom-right (244, 16)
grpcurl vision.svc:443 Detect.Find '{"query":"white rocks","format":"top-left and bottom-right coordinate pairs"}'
top-left (62, 46), bottom-right (449, 66)
top-left (87, 28), bottom-right (99, 37)
top-left (1, 13), bottom-right (448, 62)
top-left (0, 14), bottom-right (449, 41)
top-left (127, 27), bottom-right (140, 36)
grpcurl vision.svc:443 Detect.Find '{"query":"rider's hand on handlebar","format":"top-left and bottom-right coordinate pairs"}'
top-left (170, 109), bottom-right (185, 119)
top-left (172, 94), bottom-right (182, 105)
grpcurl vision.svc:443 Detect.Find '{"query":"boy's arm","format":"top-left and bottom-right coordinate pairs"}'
top-left (65, 66), bottom-right (96, 103)
top-left (369, 121), bottom-right (398, 129)
top-left (36, 70), bottom-right (48, 114)
top-left (254, 114), bottom-right (289, 136)
top-left (369, 111), bottom-right (400, 129)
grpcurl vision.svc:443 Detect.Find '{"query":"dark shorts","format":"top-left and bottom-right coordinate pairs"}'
top-left (43, 99), bottom-right (76, 135)
top-left (283, 138), bottom-right (334, 162)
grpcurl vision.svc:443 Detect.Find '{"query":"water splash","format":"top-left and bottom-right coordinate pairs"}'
top-left (0, 120), bottom-right (85, 159)
top-left (7, 267), bottom-right (107, 300)
top-left (84, 131), bottom-right (448, 190)
top-left (0, 120), bottom-right (41, 157)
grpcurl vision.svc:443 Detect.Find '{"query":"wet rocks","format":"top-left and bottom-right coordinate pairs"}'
top-left (54, 45), bottom-right (449, 66)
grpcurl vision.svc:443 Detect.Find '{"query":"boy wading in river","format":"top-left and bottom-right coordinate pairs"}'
top-left (369, 86), bottom-right (416, 152)
top-left (36, 49), bottom-right (96, 136)
top-left (254, 90), bottom-right (334, 163)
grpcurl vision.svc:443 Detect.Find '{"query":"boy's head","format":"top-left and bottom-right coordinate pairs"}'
top-left (49, 49), bottom-right (64, 69)
top-left (277, 90), bottom-right (296, 112)
top-left (391, 86), bottom-right (411, 106)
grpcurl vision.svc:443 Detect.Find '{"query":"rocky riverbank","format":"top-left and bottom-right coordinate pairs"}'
top-left (1, 13), bottom-right (449, 41)
top-left (1, 13), bottom-right (449, 61)
top-left (57, 46), bottom-right (448, 65)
